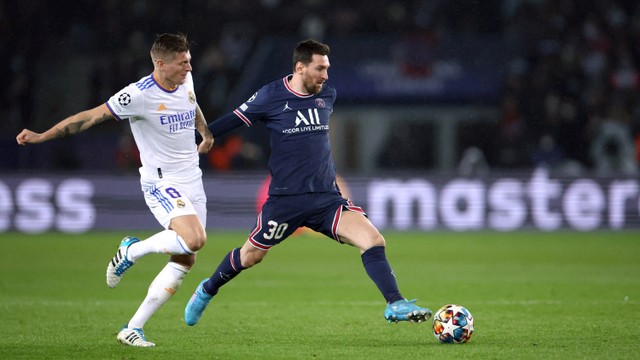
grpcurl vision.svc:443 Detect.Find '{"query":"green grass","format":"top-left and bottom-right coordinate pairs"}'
top-left (0, 230), bottom-right (639, 359)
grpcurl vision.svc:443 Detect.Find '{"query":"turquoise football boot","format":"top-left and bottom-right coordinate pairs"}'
top-left (185, 279), bottom-right (214, 326)
top-left (384, 299), bottom-right (432, 323)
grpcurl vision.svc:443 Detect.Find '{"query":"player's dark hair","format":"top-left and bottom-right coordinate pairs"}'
top-left (293, 39), bottom-right (330, 71)
top-left (150, 33), bottom-right (190, 61)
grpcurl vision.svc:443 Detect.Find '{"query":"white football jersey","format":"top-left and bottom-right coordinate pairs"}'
top-left (106, 72), bottom-right (199, 179)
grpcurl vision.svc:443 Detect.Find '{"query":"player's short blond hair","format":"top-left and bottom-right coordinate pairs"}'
top-left (150, 33), bottom-right (190, 62)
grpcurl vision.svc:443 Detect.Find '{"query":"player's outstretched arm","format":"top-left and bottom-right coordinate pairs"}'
top-left (195, 104), bottom-right (214, 154)
top-left (207, 112), bottom-right (247, 138)
top-left (16, 103), bottom-right (114, 146)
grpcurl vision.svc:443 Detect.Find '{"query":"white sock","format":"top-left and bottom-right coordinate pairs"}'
top-left (127, 262), bottom-right (190, 329)
top-left (127, 230), bottom-right (193, 262)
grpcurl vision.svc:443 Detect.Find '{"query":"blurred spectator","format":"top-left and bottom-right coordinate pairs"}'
top-left (458, 147), bottom-right (490, 177)
top-left (206, 135), bottom-right (262, 172)
top-left (531, 134), bottom-right (565, 168)
top-left (589, 103), bottom-right (638, 175)
top-left (115, 132), bottom-right (141, 171)
top-left (498, 92), bottom-right (527, 167)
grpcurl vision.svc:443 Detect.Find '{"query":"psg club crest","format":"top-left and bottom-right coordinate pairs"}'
top-left (315, 98), bottom-right (325, 108)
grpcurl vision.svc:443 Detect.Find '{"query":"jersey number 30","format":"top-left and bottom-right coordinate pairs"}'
top-left (263, 220), bottom-right (288, 240)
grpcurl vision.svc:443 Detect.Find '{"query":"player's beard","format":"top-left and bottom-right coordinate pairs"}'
top-left (305, 81), bottom-right (323, 94)
top-left (301, 74), bottom-right (323, 94)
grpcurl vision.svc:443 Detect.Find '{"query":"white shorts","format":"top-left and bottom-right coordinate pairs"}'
top-left (140, 170), bottom-right (207, 229)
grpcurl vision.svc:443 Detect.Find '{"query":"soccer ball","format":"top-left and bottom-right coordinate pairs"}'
top-left (432, 304), bottom-right (474, 344)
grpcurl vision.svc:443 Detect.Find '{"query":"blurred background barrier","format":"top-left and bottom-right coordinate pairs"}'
top-left (2, 168), bottom-right (639, 234)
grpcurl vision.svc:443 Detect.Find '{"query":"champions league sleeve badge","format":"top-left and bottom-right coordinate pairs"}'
top-left (118, 92), bottom-right (132, 106)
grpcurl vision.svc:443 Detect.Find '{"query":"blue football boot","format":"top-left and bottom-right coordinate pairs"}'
top-left (384, 299), bottom-right (432, 323)
top-left (185, 279), bottom-right (214, 326)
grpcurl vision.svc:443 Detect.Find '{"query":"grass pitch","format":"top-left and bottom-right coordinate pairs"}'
top-left (0, 230), bottom-right (638, 359)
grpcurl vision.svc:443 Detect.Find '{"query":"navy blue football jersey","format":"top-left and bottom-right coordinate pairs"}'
top-left (234, 75), bottom-right (338, 195)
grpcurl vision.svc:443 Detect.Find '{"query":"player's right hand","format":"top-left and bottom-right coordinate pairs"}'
top-left (16, 129), bottom-right (42, 145)
top-left (197, 136), bottom-right (214, 154)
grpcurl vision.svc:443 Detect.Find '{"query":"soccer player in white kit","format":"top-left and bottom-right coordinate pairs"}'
top-left (16, 33), bottom-right (213, 347)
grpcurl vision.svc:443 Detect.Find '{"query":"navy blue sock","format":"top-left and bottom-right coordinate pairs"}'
top-left (203, 248), bottom-right (245, 296)
top-left (361, 246), bottom-right (403, 304)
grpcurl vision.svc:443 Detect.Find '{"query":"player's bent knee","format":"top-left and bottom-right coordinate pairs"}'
top-left (184, 231), bottom-right (207, 252)
top-left (192, 234), bottom-right (207, 251)
top-left (373, 232), bottom-right (386, 247)
top-left (363, 232), bottom-right (385, 249)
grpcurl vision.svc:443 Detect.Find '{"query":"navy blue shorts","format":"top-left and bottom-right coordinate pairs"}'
top-left (248, 192), bottom-right (365, 250)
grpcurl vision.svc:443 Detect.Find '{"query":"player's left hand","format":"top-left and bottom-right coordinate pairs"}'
top-left (197, 136), bottom-right (214, 154)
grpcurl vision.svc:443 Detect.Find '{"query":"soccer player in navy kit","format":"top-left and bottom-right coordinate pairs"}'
top-left (185, 39), bottom-right (431, 325)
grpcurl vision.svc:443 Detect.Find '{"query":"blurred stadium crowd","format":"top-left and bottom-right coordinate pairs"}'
top-left (1, 0), bottom-right (640, 174)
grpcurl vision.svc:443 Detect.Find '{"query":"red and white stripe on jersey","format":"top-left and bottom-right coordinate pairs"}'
top-left (233, 109), bottom-right (253, 127)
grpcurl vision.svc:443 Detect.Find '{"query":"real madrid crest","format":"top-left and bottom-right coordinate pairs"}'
top-left (188, 91), bottom-right (196, 104)
top-left (177, 199), bottom-right (186, 208)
